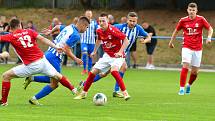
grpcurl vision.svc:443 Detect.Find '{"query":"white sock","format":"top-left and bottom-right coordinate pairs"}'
top-left (180, 87), bottom-right (185, 90)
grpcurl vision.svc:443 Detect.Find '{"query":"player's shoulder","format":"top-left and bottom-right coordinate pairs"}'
top-left (179, 16), bottom-right (189, 21)
top-left (135, 24), bottom-right (144, 30)
top-left (196, 15), bottom-right (207, 20)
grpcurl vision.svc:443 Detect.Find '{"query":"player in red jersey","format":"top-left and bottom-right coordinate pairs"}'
top-left (0, 19), bottom-right (76, 106)
top-left (169, 2), bottom-right (213, 95)
top-left (74, 13), bottom-right (131, 100)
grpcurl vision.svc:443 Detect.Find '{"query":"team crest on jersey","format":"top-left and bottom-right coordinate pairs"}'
top-left (195, 23), bottom-right (199, 28)
top-left (185, 24), bottom-right (189, 28)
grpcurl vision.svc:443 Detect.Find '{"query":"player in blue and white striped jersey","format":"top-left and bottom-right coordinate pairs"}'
top-left (23, 17), bottom-right (90, 105)
top-left (78, 12), bottom-right (151, 98)
top-left (80, 10), bottom-right (98, 75)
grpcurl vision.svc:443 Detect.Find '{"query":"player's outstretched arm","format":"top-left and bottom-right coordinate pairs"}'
top-left (169, 29), bottom-right (179, 48)
top-left (140, 34), bottom-right (151, 44)
top-left (63, 44), bottom-right (83, 65)
top-left (36, 35), bottom-right (59, 49)
top-left (206, 26), bottom-right (213, 44)
top-left (115, 37), bottom-right (129, 58)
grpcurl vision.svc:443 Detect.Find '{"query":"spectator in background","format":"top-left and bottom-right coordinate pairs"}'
top-left (26, 20), bottom-right (37, 31)
top-left (80, 10), bottom-right (98, 75)
top-left (49, 17), bottom-right (62, 40)
top-left (108, 14), bottom-right (118, 25)
top-left (142, 22), bottom-right (157, 69)
top-left (120, 16), bottom-right (127, 23)
top-left (0, 16), bottom-right (10, 64)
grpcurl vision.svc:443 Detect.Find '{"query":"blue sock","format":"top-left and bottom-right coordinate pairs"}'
top-left (35, 85), bottom-right (54, 100)
top-left (33, 76), bottom-right (51, 83)
top-left (88, 56), bottom-right (92, 71)
top-left (114, 72), bottom-right (124, 92)
top-left (82, 53), bottom-right (87, 70)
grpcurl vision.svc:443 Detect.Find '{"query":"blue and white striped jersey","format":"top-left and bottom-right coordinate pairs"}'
top-left (80, 19), bottom-right (98, 44)
top-left (47, 24), bottom-right (80, 60)
top-left (114, 23), bottom-right (148, 52)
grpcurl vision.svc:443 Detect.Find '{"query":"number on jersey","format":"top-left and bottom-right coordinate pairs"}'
top-left (18, 35), bottom-right (33, 48)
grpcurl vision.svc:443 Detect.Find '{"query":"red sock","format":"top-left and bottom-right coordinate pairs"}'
top-left (83, 72), bottom-right (95, 92)
top-left (111, 71), bottom-right (126, 91)
top-left (59, 76), bottom-right (74, 91)
top-left (1, 81), bottom-right (11, 103)
top-left (188, 74), bottom-right (197, 85)
top-left (180, 67), bottom-right (189, 87)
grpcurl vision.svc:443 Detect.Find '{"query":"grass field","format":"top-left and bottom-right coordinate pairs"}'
top-left (0, 64), bottom-right (215, 121)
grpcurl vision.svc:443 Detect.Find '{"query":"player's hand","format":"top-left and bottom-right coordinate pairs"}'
top-left (114, 52), bottom-right (123, 58)
top-left (168, 41), bottom-right (174, 48)
top-left (75, 58), bottom-right (83, 65)
top-left (56, 47), bottom-right (64, 53)
top-left (90, 52), bottom-right (96, 58)
top-left (41, 28), bottom-right (51, 36)
top-left (206, 38), bottom-right (212, 44)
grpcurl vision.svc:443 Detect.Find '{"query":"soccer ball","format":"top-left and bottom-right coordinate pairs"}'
top-left (0, 51), bottom-right (10, 59)
top-left (93, 93), bottom-right (107, 106)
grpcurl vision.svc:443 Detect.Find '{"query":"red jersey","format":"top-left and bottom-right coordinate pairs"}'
top-left (176, 15), bottom-right (211, 50)
top-left (0, 29), bottom-right (44, 65)
top-left (96, 25), bottom-right (126, 57)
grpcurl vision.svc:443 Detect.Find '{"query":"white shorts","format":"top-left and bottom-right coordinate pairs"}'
top-left (12, 57), bottom-right (58, 78)
top-left (181, 48), bottom-right (202, 67)
top-left (93, 53), bottom-right (125, 73)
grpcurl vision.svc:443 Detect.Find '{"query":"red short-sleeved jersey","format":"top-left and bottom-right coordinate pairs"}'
top-left (176, 15), bottom-right (211, 50)
top-left (0, 29), bottom-right (44, 65)
top-left (96, 25), bottom-right (126, 57)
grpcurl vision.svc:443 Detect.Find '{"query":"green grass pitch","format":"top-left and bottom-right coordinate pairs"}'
top-left (0, 64), bottom-right (215, 121)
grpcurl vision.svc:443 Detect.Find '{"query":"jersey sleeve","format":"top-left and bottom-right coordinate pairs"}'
top-left (111, 27), bottom-right (126, 40)
top-left (66, 34), bottom-right (80, 47)
top-left (202, 17), bottom-right (211, 29)
top-left (28, 29), bottom-right (39, 39)
top-left (176, 19), bottom-right (183, 31)
top-left (137, 25), bottom-right (148, 37)
top-left (60, 25), bottom-right (66, 32)
top-left (113, 24), bottom-right (122, 30)
top-left (0, 34), bottom-right (12, 42)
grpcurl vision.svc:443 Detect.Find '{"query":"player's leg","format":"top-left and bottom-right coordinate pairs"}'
top-left (185, 50), bottom-right (202, 94)
top-left (87, 44), bottom-right (95, 72)
top-left (23, 52), bottom-right (61, 89)
top-left (74, 68), bottom-right (100, 99)
top-left (81, 43), bottom-right (88, 75)
top-left (110, 57), bottom-right (130, 100)
top-left (179, 48), bottom-right (192, 95)
top-left (1, 69), bottom-right (18, 106)
top-left (113, 61), bottom-right (127, 98)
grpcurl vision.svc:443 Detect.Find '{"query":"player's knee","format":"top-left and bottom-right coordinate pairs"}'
top-left (100, 73), bottom-right (107, 77)
top-left (2, 72), bottom-right (12, 81)
top-left (50, 83), bottom-right (59, 89)
top-left (191, 70), bottom-right (198, 75)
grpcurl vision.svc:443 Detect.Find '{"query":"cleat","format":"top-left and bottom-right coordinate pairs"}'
top-left (122, 90), bottom-right (131, 101)
top-left (113, 92), bottom-right (124, 98)
top-left (185, 85), bottom-right (191, 95)
top-left (81, 70), bottom-right (88, 75)
top-left (74, 92), bottom-right (87, 100)
top-left (71, 88), bottom-right (78, 95)
top-left (0, 100), bottom-right (8, 106)
top-left (178, 89), bottom-right (185, 95)
top-left (29, 98), bottom-right (42, 105)
top-left (23, 76), bottom-right (33, 90)
top-left (77, 80), bottom-right (84, 92)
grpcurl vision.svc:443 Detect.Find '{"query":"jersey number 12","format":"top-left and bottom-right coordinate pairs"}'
top-left (18, 35), bottom-right (33, 48)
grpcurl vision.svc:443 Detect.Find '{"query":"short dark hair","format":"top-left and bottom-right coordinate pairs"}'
top-left (100, 13), bottom-right (108, 17)
top-left (127, 12), bottom-right (138, 18)
top-left (10, 19), bottom-right (20, 29)
top-left (78, 16), bottom-right (90, 24)
top-left (188, 2), bottom-right (197, 8)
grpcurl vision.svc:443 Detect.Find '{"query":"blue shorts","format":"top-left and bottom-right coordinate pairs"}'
top-left (45, 51), bottom-right (61, 73)
top-left (81, 43), bottom-right (95, 54)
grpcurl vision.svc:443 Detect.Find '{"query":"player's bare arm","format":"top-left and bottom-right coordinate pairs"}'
top-left (63, 44), bottom-right (83, 65)
top-left (36, 35), bottom-right (60, 50)
top-left (140, 34), bottom-right (151, 44)
top-left (169, 29), bottom-right (179, 48)
top-left (41, 25), bottom-right (61, 36)
top-left (91, 39), bottom-right (101, 58)
top-left (206, 26), bottom-right (213, 44)
top-left (115, 37), bottom-right (129, 58)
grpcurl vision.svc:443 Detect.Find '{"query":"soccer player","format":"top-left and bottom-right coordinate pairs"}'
top-left (78, 12), bottom-right (151, 98)
top-left (80, 10), bottom-right (98, 75)
top-left (169, 2), bottom-right (213, 95)
top-left (0, 18), bottom-right (72, 106)
top-left (74, 13), bottom-right (131, 101)
top-left (23, 16), bottom-right (90, 104)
